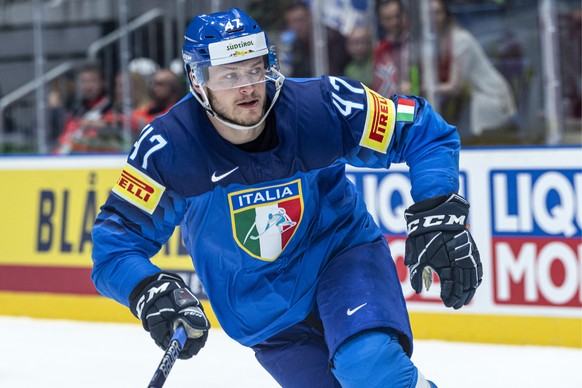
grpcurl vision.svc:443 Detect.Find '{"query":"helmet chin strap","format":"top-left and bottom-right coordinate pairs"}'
top-left (190, 69), bottom-right (285, 132)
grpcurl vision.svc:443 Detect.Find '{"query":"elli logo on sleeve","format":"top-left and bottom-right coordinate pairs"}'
top-left (359, 86), bottom-right (396, 154)
top-left (112, 163), bottom-right (165, 214)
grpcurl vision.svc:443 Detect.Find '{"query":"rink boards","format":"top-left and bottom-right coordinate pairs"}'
top-left (0, 147), bottom-right (580, 348)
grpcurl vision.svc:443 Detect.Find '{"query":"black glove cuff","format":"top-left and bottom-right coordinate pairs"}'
top-left (405, 193), bottom-right (470, 236)
top-left (407, 194), bottom-right (449, 213)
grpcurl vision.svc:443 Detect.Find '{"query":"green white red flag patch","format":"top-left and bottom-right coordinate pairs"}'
top-left (396, 98), bottom-right (415, 122)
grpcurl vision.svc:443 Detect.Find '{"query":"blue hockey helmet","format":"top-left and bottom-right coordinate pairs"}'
top-left (181, 8), bottom-right (285, 131)
top-left (182, 7), bottom-right (280, 89)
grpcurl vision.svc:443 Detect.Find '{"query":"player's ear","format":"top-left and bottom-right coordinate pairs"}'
top-left (189, 73), bottom-right (202, 94)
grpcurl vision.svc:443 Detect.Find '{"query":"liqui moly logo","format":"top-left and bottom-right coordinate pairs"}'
top-left (491, 169), bottom-right (581, 308)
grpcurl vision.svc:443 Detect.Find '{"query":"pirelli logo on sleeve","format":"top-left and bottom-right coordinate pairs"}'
top-left (112, 163), bottom-right (165, 214)
top-left (359, 86), bottom-right (396, 154)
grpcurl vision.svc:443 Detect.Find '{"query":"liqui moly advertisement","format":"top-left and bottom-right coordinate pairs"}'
top-left (490, 168), bottom-right (581, 310)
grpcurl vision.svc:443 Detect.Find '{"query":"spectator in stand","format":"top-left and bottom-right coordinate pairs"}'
top-left (55, 63), bottom-right (112, 154)
top-left (97, 71), bottom-right (153, 149)
top-left (0, 85), bottom-right (16, 143)
top-left (431, 0), bottom-right (517, 139)
top-left (377, 0), bottom-right (408, 43)
top-left (283, 1), bottom-right (350, 77)
top-left (47, 70), bottom-right (76, 148)
top-left (132, 69), bottom-right (183, 129)
top-left (128, 57), bottom-right (160, 86)
top-left (343, 26), bottom-right (374, 86)
top-left (371, 0), bottom-right (417, 97)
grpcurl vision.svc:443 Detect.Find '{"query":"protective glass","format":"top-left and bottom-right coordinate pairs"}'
top-left (204, 60), bottom-right (268, 91)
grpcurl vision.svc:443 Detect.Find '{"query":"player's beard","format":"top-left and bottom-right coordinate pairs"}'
top-left (207, 88), bottom-right (266, 128)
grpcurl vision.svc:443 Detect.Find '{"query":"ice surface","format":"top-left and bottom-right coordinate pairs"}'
top-left (0, 317), bottom-right (580, 387)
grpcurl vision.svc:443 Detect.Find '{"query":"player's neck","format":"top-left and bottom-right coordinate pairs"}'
top-left (209, 114), bottom-right (266, 145)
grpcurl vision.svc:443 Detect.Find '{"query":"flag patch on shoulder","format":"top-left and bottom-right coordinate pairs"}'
top-left (396, 98), bottom-right (415, 122)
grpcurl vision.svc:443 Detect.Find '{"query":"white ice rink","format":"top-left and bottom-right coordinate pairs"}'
top-left (0, 316), bottom-right (580, 388)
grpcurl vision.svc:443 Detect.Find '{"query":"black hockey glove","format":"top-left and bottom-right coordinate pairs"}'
top-left (129, 272), bottom-right (210, 359)
top-left (404, 193), bottom-right (483, 309)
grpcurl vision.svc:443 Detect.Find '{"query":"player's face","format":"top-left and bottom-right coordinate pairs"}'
top-left (205, 58), bottom-right (267, 127)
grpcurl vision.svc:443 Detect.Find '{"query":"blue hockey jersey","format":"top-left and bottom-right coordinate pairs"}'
top-left (91, 76), bottom-right (460, 347)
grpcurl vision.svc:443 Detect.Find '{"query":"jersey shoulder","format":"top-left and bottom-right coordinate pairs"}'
top-left (126, 95), bottom-right (212, 194)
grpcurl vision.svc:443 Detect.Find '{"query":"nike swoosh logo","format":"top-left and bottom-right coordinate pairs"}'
top-left (211, 166), bottom-right (239, 183)
top-left (346, 303), bottom-right (368, 316)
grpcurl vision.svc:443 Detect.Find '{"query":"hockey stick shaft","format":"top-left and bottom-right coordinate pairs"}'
top-left (147, 325), bottom-right (187, 388)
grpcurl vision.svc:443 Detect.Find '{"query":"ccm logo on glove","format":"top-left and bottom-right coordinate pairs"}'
top-left (406, 214), bottom-right (466, 234)
top-left (135, 281), bottom-right (172, 317)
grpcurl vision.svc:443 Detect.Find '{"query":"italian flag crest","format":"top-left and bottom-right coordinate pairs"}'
top-left (228, 180), bottom-right (304, 261)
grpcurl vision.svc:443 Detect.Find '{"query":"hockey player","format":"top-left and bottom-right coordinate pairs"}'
top-left (91, 7), bottom-right (482, 387)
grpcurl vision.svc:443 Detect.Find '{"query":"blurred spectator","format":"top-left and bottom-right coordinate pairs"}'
top-left (128, 57), bottom-right (160, 85)
top-left (247, 0), bottom-right (289, 32)
top-left (55, 63), bottom-right (113, 154)
top-left (371, 0), bottom-right (417, 97)
top-left (100, 71), bottom-right (152, 141)
top-left (169, 58), bottom-right (184, 77)
top-left (132, 69), bottom-right (183, 128)
top-left (0, 85), bottom-right (15, 139)
top-left (169, 57), bottom-right (192, 93)
top-left (431, 0), bottom-right (517, 138)
top-left (56, 68), bottom-right (153, 154)
top-left (559, 6), bottom-right (581, 120)
top-left (377, 0), bottom-right (408, 42)
top-left (343, 26), bottom-right (374, 86)
top-left (46, 71), bottom-right (76, 148)
top-left (283, 2), bottom-right (350, 77)
top-left (119, 71), bottom-right (152, 113)
top-left (319, 0), bottom-right (372, 38)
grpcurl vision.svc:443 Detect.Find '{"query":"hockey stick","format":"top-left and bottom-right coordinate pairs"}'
top-left (147, 325), bottom-right (187, 388)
